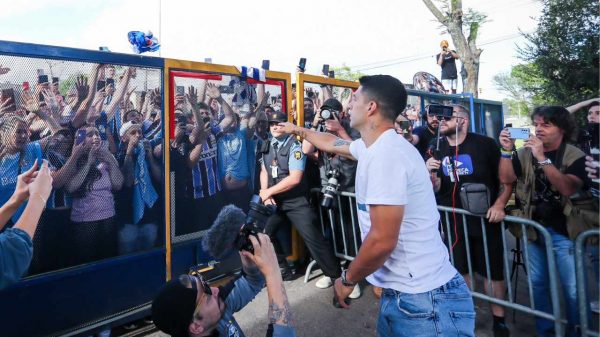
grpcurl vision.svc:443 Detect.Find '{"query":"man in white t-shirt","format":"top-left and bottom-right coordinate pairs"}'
top-left (278, 75), bottom-right (475, 337)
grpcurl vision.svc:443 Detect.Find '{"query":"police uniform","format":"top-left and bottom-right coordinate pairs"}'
top-left (261, 112), bottom-right (340, 279)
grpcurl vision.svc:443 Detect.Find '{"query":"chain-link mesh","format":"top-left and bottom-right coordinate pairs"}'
top-left (0, 54), bottom-right (163, 275)
top-left (169, 71), bottom-right (285, 239)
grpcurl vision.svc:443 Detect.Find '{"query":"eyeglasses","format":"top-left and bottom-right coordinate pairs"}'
top-left (188, 274), bottom-right (212, 296)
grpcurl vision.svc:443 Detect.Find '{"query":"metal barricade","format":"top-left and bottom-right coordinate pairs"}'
top-left (304, 189), bottom-right (362, 282)
top-left (575, 229), bottom-right (600, 337)
top-left (437, 205), bottom-right (565, 336)
top-left (305, 188), bottom-right (568, 336)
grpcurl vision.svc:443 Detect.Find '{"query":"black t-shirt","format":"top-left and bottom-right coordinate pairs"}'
top-left (436, 51), bottom-right (458, 79)
top-left (412, 125), bottom-right (437, 159)
top-left (513, 148), bottom-right (588, 236)
top-left (436, 133), bottom-right (500, 235)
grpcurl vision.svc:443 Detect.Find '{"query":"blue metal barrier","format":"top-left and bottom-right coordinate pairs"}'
top-left (575, 229), bottom-right (600, 337)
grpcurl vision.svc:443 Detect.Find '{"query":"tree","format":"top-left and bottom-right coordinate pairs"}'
top-left (331, 64), bottom-right (365, 82)
top-left (422, 0), bottom-right (487, 97)
top-left (519, 0), bottom-right (599, 105)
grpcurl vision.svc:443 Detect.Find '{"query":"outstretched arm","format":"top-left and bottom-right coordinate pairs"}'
top-left (277, 122), bottom-right (355, 160)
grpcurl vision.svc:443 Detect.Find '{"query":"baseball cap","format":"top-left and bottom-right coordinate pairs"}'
top-left (266, 111), bottom-right (288, 123)
top-left (440, 40), bottom-right (449, 47)
top-left (321, 98), bottom-right (343, 112)
top-left (119, 121), bottom-right (140, 137)
top-left (152, 277), bottom-right (197, 337)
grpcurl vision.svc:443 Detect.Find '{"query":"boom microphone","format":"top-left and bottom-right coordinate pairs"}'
top-left (202, 205), bottom-right (246, 260)
top-left (202, 196), bottom-right (276, 260)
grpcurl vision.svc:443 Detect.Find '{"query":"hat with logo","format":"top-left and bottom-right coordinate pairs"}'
top-left (266, 111), bottom-right (288, 123)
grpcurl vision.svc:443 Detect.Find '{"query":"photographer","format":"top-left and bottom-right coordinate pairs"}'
top-left (302, 99), bottom-right (361, 296)
top-left (152, 233), bottom-right (296, 337)
top-left (436, 40), bottom-right (460, 94)
top-left (499, 106), bottom-right (590, 337)
top-left (259, 111), bottom-right (341, 284)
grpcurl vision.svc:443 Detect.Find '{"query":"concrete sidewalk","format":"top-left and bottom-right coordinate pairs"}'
top-left (147, 269), bottom-right (539, 337)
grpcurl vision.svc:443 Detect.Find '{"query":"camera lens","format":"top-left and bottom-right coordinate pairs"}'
top-left (321, 109), bottom-right (331, 120)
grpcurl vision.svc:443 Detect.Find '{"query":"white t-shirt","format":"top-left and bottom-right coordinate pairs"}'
top-left (349, 129), bottom-right (456, 293)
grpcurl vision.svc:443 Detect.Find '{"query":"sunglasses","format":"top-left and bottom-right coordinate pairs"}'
top-left (188, 273), bottom-right (212, 296)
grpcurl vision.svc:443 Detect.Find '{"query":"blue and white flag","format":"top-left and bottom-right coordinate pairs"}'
top-left (240, 66), bottom-right (266, 82)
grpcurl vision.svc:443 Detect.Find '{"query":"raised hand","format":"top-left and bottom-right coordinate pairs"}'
top-left (21, 90), bottom-right (40, 113)
top-left (28, 160), bottom-right (53, 203)
top-left (75, 75), bottom-right (90, 102)
top-left (205, 83), bottom-right (221, 99)
top-left (12, 160), bottom-right (40, 203)
top-left (186, 85), bottom-right (198, 107)
top-left (498, 129), bottom-right (515, 151)
top-left (0, 97), bottom-right (14, 115)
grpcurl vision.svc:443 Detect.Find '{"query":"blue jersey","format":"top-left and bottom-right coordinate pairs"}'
top-left (192, 134), bottom-right (222, 198)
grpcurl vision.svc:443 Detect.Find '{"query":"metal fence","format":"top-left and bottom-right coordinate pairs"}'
top-left (302, 189), bottom-right (600, 337)
top-left (576, 229), bottom-right (600, 337)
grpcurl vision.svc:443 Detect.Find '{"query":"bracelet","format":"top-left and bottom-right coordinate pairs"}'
top-left (500, 148), bottom-right (513, 156)
top-left (500, 154), bottom-right (512, 159)
top-left (32, 193), bottom-right (47, 206)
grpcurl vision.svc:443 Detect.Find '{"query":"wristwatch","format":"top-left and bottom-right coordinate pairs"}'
top-left (341, 269), bottom-right (356, 287)
top-left (538, 158), bottom-right (552, 167)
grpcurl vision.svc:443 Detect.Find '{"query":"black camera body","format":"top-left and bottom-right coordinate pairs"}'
top-left (321, 169), bottom-right (340, 209)
top-left (320, 108), bottom-right (338, 121)
top-left (235, 195), bottom-right (276, 253)
top-left (428, 104), bottom-right (453, 120)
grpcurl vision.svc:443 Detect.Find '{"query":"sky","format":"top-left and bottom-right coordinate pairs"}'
top-left (0, 0), bottom-right (542, 101)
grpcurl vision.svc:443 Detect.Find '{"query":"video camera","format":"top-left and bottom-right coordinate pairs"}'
top-left (236, 195), bottom-right (277, 254)
top-left (428, 104), bottom-right (454, 121)
top-left (321, 169), bottom-right (340, 209)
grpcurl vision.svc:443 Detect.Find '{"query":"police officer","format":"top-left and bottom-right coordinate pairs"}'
top-left (259, 111), bottom-right (340, 283)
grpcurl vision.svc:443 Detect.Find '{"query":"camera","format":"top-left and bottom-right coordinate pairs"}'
top-left (319, 109), bottom-right (338, 122)
top-left (321, 169), bottom-right (340, 209)
top-left (236, 195), bottom-right (276, 254)
top-left (428, 104), bottom-right (453, 120)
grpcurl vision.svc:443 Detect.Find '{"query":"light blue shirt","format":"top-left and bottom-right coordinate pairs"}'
top-left (217, 128), bottom-right (250, 181)
top-left (270, 135), bottom-right (305, 171)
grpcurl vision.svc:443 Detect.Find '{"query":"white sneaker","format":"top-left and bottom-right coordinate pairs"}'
top-left (315, 276), bottom-right (333, 289)
top-left (349, 284), bottom-right (362, 299)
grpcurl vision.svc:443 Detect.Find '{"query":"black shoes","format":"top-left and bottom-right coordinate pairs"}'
top-left (493, 321), bottom-right (511, 337)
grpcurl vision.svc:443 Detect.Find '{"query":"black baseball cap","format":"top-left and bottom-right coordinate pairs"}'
top-left (266, 111), bottom-right (288, 123)
top-left (321, 98), bottom-right (343, 112)
top-left (152, 277), bottom-right (197, 337)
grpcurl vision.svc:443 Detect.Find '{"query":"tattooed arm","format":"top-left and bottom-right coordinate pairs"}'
top-left (241, 234), bottom-right (295, 331)
top-left (277, 122), bottom-right (356, 161)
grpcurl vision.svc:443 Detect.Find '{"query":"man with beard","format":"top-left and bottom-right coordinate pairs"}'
top-left (411, 105), bottom-right (440, 159)
top-left (426, 104), bottom-right (512, 337)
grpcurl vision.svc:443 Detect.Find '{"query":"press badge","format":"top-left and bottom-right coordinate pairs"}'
top-left (271, 165), bottom-right (278, 178)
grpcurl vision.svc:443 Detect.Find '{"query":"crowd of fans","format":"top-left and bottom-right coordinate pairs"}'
top-left (0, 62), bottom-right (164, 277)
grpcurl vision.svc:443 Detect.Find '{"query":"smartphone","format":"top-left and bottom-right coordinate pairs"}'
top-left (38, 74), bottom-right (49, 84)
top-left (398, 120), bottom-right (411, 131)
top-left (176, 85), bottom-right (185, 96)
top-left (204, 58), bottom-right (212, 64)
top-left (1, 89), bottom-right (16, 112)
top-left (507, 127), bottom-right (530, 140)
top-left (176, 114), bottom-right (187, 126)
top-left (505, 123), bottom-right (513, 128)
top-left (218, 85), bottom-right (234, 94)
top-left (96, 80), bottom-right (106, 91)
top-left (52, 77), bottom-right (59, 85)
top-left (75, 129), bottom-right (87, 145)
top-left (298, 58), bottom-right (307, 72)
top-left (262, 59), bottom-right (270, 70)
top-left (105, 78), bottom-right (115, 87)
top-left (428, 104), bottom-right (453, 118)
top-left (271, 96), bottom-right (277, 104)
top-left (328, 70), bottom-right (335, 78)
top-left (22, 81), bottom-right (30, 91)
top-left (322, 64), bottom-right (330, 76)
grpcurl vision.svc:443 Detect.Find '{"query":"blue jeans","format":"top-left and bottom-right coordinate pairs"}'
top-left (378, 273), bottom-right (475, 337)
top-left (528, 228), bottom-right (579, 337)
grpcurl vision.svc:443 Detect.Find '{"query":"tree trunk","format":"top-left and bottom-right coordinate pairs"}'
top-left (422, 0), bottom-right (483, 98)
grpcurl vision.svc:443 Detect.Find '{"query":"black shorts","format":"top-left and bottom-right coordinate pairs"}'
top-left (450, 224), bottom-right (506, 281)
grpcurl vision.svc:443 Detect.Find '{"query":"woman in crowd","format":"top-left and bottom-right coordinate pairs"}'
top-left (66, 126), bottom-right (123, 264)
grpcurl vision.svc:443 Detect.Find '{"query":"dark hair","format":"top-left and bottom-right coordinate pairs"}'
top-left (587, 101), bottom-right (600, 110)
top-left (531, 105), bottom-right (578, 142)
top-left (124, 109), bottom-right (140, 121)
top-left (358, 75), bottom-right (407, 121)
top-left (198, 102), bottom-right (209, 110)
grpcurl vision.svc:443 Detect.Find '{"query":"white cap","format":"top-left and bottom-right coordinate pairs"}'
top-left (119, 121), bottom-right (139, 137)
